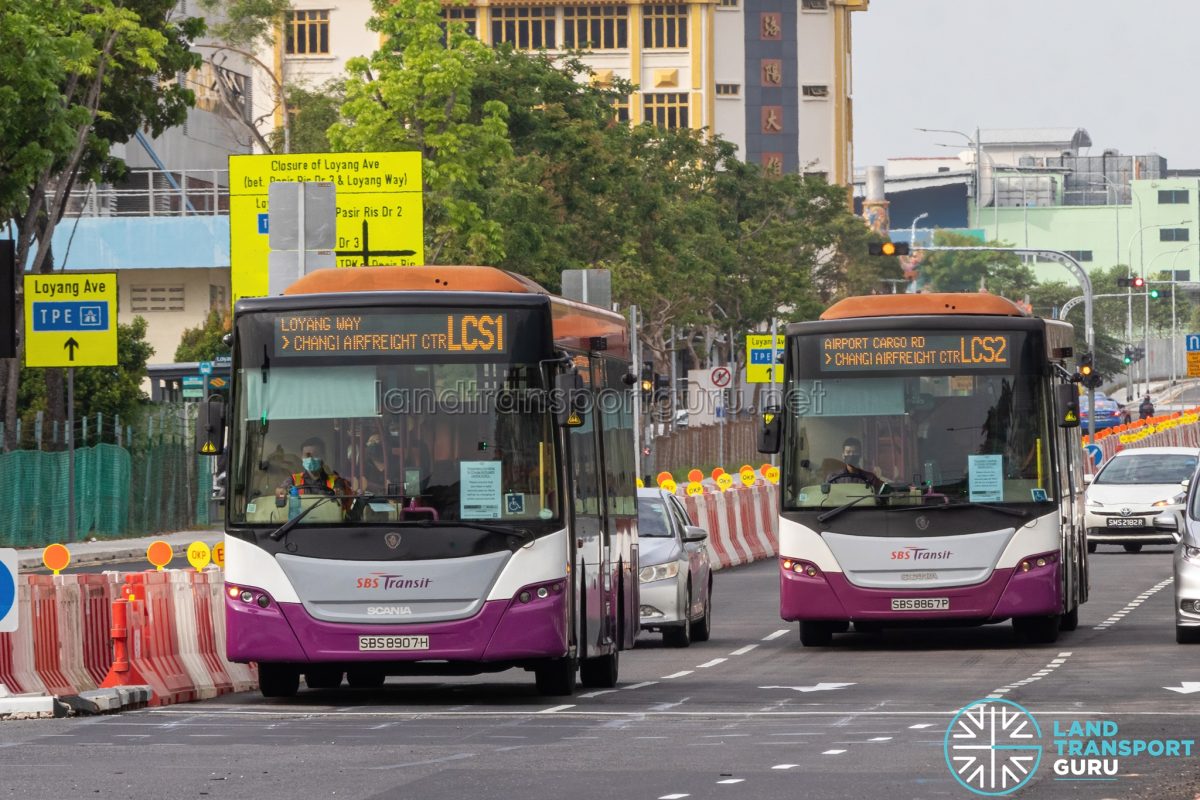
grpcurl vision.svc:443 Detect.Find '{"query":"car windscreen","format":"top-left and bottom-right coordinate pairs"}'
top-left (1095, 454), bottom-right (1197, 485)
top-left (637, 498), bottom-right (673, 537)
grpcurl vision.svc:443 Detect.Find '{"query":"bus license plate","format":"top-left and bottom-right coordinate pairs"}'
top-left (358, 635), bottom-right (429, 652)
top-left (890, 597), bottom-right (949, 611)
top-left (1106, 517), bottom-right (1144, 528)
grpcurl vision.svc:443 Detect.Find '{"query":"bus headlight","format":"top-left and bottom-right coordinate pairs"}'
top-left (1184, 546), bottom-right (1200, 563)
top-left (639, 563), bottom-right (679, 583)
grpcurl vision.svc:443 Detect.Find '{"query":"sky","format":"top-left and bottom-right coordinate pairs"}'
top-left (852, 0), bottom-right (1200, 170)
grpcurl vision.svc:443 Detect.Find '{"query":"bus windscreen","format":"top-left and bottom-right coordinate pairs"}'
top-left (783, 330), bottom-right (1054, 511)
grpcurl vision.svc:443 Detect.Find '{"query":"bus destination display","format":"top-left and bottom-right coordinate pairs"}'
top-left (820, 333), bottom-right (1011, 371)
top-left (275, 312), bottom-right (507, 357)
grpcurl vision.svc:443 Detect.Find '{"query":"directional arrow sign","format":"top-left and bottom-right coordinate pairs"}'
top-left (1164, 682), bottom-right (1200, 694)
top-left (760, 683), bottom-right (856, 693)
top-left (24, 273), bottom-right (117, 367)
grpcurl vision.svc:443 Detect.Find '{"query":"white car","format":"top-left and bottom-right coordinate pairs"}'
top-left (637, 488), bottom-right (712, 647)
top-left (1084, 447), bottom-right (1198, 553)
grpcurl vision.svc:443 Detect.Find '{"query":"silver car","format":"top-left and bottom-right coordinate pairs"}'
top-left (1154, 494), bottom-right (1200, 644)
top-left (637, 488), bottom-right (712, 647)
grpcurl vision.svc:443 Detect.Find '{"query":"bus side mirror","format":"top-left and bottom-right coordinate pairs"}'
top-left (1055, 384), bottom-right (1081, 428)
top-left (555, 370), bottom-right (585, 427)
top-left (758, 407), bottom-right (781, 454)
top-left (196, 395), bottom-right (227, 456)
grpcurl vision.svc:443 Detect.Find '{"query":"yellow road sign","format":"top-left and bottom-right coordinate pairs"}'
top-left (746, 334), bottom-right (786, 383)
top-left (1187, 351), bottom-right (1200, 378)
top-left (229, 152), bottom-right (424, 302)
top-left (24, 273), bottom-right (117, 367)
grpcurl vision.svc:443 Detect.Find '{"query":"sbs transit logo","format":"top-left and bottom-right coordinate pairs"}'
top-left (944, 699), bottom-right (1041, 796)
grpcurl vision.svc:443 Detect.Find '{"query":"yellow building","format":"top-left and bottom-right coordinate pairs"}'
top-left (267, 0), bottom-right (868, 184)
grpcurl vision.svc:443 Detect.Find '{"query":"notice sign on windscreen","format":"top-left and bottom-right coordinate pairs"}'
top-left (820, 334), bottom-right (1011, 371)
top-left (275, 312), bottom-right (507, 357)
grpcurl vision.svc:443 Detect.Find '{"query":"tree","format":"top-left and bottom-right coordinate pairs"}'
top-left (268, 81), bottom-right (345, 154)
top-left (175, 309), bottom-right (232, 362)
top-left (0, 0), bottom-right (202, 448)
top-left (329, 0), bottom-right (514, 265)
top-left (918, 230), bottom-right (1036, 298)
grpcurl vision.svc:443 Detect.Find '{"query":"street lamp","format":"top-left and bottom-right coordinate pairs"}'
top-left (909, 212), bottom-right (929, 252)
top-left (1126, 220), bottom-right (1188, 397)
top-left (917, 127), bottom-right (983, 229)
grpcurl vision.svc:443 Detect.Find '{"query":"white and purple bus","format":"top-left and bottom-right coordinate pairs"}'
top-left (199, 266), bottom-right (639, 697)
top-left (760, 293), bottom-right (1088, 646)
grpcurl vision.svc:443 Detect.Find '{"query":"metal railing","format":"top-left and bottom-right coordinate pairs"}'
top-left (64, 169), bottom-right (230, 217)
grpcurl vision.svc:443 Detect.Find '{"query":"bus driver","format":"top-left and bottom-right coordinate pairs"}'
top-left (826, 436), bottom-right (884, 490)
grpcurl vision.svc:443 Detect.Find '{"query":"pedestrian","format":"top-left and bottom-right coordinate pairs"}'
top-left (1138, 394), bottom-right (1155, 420)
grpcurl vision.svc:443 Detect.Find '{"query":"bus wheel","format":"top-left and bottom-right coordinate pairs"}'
top-left (1087, 541), bottom-right (1097, 554)
top-left (535, 658), bottom-right (577, 696)
top-left (305, 667), bottom-right (343, 690)
top-left (1124, 544), bottom-right (1143, 554)
top-left (1014, 615), bottom-right (1060, 644)
top-left (1176, 625), bottom-right (1200, 645)
top-left (346, 668), bottom-right (386, 689)
top-left (259, 664), bottom-right (300, 698)
top-left (799, 621), bottom-right (834, 647)
top-left (580, 650), bottom-right (619, 688)
top-left (1059, 605), bottom-right (1079, 632)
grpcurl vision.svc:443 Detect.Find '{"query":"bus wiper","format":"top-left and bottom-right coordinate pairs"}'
top-left (816, 493), bottom-right (877, 523)
top-left (400, 519), bottom-right (534, 545)
top-left (268, 495), bottom-right (335, 541)
top-left (928, 501), bottom-right (1030, 519)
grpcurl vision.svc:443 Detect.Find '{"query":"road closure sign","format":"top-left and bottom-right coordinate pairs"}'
top-left (24, 273), bottom-right (117, 367)
top-left (229, 152), bottom-right (424, 301)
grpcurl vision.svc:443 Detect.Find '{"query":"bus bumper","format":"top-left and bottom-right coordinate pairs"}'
top-left (226, 580), bottom-right (569, 664)
top-left (779, 555), bottom-right (1061, 622)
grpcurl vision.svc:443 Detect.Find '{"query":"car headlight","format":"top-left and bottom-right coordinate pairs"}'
top-left (1153, 493), bottom-right (1187, 508)
top-left (639, 562), bottom-right (680, 583)
top-left (1184, 546), bottom-right (1200, 562)
top-left (1086, 499), bottom-right (1103, 508)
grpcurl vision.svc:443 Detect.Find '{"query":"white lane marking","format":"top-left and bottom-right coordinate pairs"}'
top-left (702, 734), bottom-right (750, 738)
top-left (367, 753), bottom-right (475, 770)
top-left (635, 736), bottom-right (669, 740)
top-left (561, 736), bottom-right (599, 740)
top-left (822, 749), bottom-right (847, 755)
top-left (698, 658), bottom-right (727, 668)
top-left (578, 690), bottom-right (618, 699)
top-left (760, 683), bottom-right (855, 693)
top-left (538, 704), bottom-right (576, 713)
top-left (662, 670), bottom-right (694, 679)
top-left (908, 724), bottom-right (933, 729)
top-left (868, 736), bottom-right (893, 741)
top-left (716, 779), bottom-right (745, 785)
top-left (623, 681), bottom-right (659, 691)
top-left (763, 629), bottom-right (789, 641)
top-left (659, 794), bottom-right (690, 799)
top-left (729, 644), bottom-right (759, 656)
top-left (1094, 579), bottom-right (1174, 631)
top-left (772, 764), bottom-right (801, 770)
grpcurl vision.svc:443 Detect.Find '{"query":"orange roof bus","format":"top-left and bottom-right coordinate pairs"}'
top-left (202, 266), bottom-right (638, 698)
top-left (759, 293), bottom-right (1087, 647)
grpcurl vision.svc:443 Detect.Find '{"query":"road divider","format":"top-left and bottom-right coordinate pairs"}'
top-left (0, 567), bottom-right (256, 709)
top-left (678, 482), bottom-right (779, 569)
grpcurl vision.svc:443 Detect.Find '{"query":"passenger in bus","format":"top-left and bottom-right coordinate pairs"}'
top-left (826, 437), bottom-right (884, 490)
top-left (276, 436), bottom-right (352, 509)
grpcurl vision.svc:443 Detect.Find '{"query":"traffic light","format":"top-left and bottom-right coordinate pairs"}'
top-left (640, 361), bottom-right (654, 398)
top-left (1117, 276), bottom-right (1147, 289)
top-left (1150, 287), bottom-right (1172, 299)
top-left (868, 241), bottom-right (911, 256)
top-left (1134, 345), bottom-right (1145, 362)
top-left (1123, 347), bottom-right (1134, 365)
top-left (1077, 352), bottom-right (1103, 389)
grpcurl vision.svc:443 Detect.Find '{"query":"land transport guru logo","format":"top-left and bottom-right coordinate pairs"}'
top-left (944, 698), bottom-right (1196, 796)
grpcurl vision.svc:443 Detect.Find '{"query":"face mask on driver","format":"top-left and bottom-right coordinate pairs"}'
top-left (302, 456), bottom-right (322, 472)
